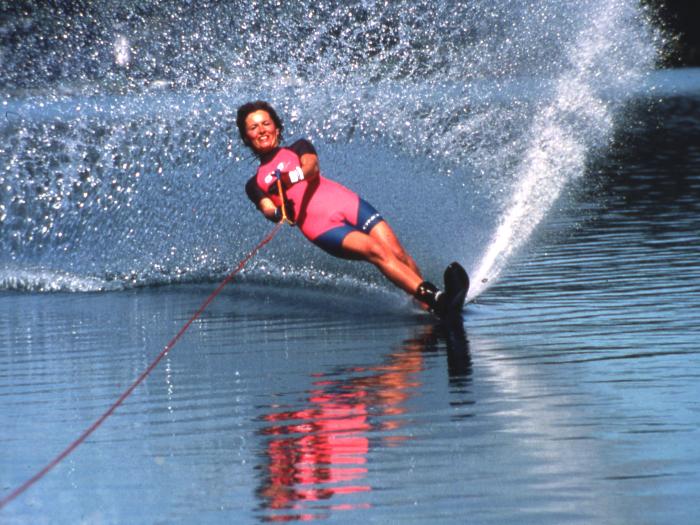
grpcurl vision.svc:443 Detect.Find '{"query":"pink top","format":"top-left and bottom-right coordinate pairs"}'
top-left (252, 144), bottom-right (361, 242)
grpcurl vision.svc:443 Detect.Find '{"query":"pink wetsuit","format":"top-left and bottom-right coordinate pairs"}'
top-left (245, 140), bottom-right (382, 256)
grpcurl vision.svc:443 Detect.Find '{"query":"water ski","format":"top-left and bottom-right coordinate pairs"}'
top-left (438, 262), bottom-right (469, 321)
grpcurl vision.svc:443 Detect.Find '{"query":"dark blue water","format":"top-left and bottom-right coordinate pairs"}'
top-left (2, 1), bottom-right (699, 523)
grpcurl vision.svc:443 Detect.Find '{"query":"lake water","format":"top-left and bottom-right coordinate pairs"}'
top-left (2, 1), bottom-right (699, 522)
top-left (2, 81), bottom-right (699, 524)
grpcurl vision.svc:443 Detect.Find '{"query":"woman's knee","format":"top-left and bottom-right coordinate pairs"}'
top-left (340, 231), bottom-right (389, 263)
top-left (365, 240), bottom-right (393, 266)
top-left (393, 246), bottom-right (411, 264)
top-left (355, 236), bottom-right (398, 269)
top-left (370, 222), bottom-right (407, 258)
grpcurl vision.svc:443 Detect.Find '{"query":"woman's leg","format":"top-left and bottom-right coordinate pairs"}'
top-left (367, 221), bottom-right (422, 278)
top-left (339, 225), bottom-right (423, 295)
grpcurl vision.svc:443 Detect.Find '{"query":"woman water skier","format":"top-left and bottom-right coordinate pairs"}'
top-left (236, 100), bottom-right (451, 316)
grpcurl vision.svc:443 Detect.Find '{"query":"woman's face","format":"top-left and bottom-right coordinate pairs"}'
top-left (244, 110), bottom-right (280, 154)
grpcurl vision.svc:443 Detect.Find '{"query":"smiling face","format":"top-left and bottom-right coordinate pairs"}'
top-left (244, 110), bottom-right (280, 154)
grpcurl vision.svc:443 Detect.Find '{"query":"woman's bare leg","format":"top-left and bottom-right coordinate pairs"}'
top-left (368, 221), bottom-right (422, 277)
top-left (339, 228), bottom-right (423, 295)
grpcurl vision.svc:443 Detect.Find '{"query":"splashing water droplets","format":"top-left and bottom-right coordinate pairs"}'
top-left (0, 0), bottom-right (659, 293)
top-left (469, 1), bottom-right (657, 298)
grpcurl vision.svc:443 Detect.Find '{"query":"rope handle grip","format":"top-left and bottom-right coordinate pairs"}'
top-left (274, 169), bottom-right (294, 225)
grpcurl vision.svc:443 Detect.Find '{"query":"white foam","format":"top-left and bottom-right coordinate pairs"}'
top-left (0, 267), bottom-right (119, 293)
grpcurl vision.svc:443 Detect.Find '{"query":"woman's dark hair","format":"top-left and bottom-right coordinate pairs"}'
top-left (236, 100), bottom-right (284, 150)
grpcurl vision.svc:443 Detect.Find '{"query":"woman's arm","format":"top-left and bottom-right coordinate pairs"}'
top-left (279, 139), bottom-right (320, 186)
top-left (258, 196), bottom-right (279, 221)
top-left (298, 151), bottom-right (320, 181)
top-left (246, 175), bottom-right (284, 222)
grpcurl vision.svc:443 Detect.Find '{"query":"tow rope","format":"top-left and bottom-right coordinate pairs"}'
top-left (0, 221), bottom-right (284, 510)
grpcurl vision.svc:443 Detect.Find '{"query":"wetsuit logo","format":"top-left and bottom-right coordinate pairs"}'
top-left (362, 213), bottom-right (381, 232)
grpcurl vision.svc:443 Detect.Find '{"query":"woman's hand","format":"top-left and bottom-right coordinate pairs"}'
top-left (278, 166), bottom-right (305, 188)
top-left (272, 202), bottom-right (295, 223)
top-left (259, 196), bottom-right (295, 224)
top-left (273, 152), bottom-right (321, 191)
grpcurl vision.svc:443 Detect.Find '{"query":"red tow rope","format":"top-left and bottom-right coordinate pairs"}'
top-left (0, 222), bottom-right (284, 510)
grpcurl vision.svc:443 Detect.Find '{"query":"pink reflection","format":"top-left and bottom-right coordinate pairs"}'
top-left (258, 327), bottom-right (439, 521)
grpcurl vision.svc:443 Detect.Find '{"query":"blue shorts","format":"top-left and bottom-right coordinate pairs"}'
top-left (312, 199), bottom-right (383, 257)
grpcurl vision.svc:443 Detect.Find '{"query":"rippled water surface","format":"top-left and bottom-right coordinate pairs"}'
top-left (2, 92), bottom-right (699, 524)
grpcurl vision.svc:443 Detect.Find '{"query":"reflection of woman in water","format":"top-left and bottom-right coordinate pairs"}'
top-left (256, 324), bottom-right (471, 520)
top-left (236, 100), bottom-right (449, 315)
